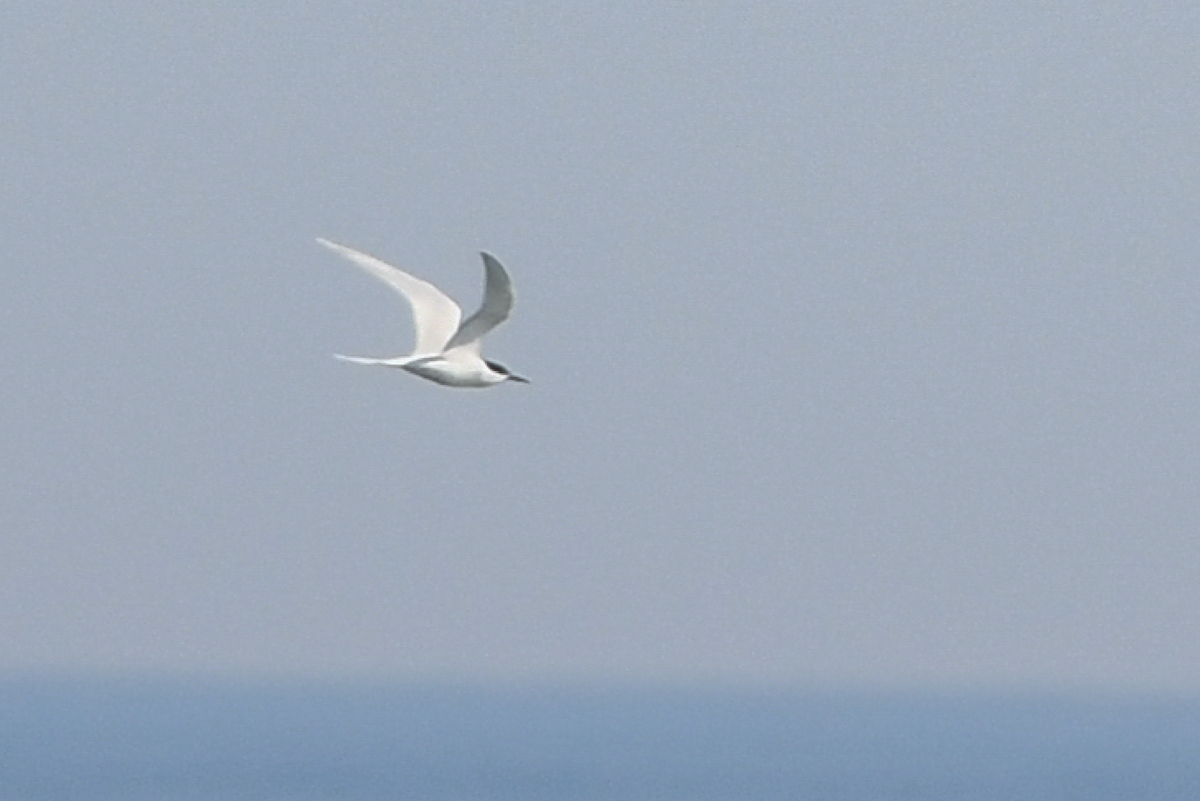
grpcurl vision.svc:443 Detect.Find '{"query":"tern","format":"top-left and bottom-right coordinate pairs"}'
top-left (317, 238), bottom-right (529, 388)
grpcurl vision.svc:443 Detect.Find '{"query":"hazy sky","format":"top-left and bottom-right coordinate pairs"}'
top-left (3, 2), bottom-right (1199, 691)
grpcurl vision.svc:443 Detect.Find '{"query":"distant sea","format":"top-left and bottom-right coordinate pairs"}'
top-left (1, 678), bottom-right (1196, 800)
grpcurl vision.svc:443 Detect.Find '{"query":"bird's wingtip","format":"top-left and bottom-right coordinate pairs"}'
top-left (318, 237), bottom-right (355, 253)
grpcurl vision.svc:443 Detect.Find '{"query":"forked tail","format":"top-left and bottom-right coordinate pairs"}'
top-left (333, 354), bottom-right (413, 367)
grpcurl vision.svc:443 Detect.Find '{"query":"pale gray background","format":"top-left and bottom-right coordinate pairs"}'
top-left (3, 2), bottom-right (1198, 690)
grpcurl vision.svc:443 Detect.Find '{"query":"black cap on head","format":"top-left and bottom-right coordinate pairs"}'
top-left (486, 359), bottom-right (529, 383)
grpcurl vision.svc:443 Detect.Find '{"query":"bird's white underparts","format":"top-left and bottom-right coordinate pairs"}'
top-left (317, 238), bottom-right (529, 388)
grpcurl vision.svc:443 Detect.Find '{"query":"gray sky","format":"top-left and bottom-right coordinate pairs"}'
top-left (3, 1), bottom-right (1199, 691)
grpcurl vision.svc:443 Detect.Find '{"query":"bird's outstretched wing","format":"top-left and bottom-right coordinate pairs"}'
top-left (317, 238), bottom-right (462, 355)
top-left (443, 252), bottom-right (515, 354)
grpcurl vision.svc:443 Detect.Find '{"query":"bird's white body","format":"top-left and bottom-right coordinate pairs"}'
top-left (317, 238), bottom-right (528, 388)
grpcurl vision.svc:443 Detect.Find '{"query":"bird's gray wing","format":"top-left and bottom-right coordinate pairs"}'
top-left (443, 252), bottom-right (515, 353)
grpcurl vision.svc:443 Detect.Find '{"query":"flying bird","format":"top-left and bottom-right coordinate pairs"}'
top-left (317, 238), bottom-right (529, 388)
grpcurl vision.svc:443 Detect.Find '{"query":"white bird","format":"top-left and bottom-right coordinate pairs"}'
top-left (317, 238), bottom-right (529, 388)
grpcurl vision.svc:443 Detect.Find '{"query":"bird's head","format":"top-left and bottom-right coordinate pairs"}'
top-left (485, 359), bottom-right (530, 384)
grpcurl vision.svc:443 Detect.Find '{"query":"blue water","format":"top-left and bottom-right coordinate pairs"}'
top-left (0, 679), bottom-right (1196, 800)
